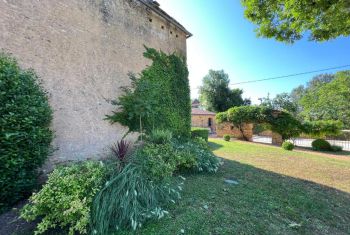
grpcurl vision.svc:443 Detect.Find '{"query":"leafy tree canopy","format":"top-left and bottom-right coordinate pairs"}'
top-left (199, 70), bottom-right (250, 112)
top-left (259, 92), bottom-right (298, 114)
top-left (300, 71), bottom-right (350, 128)
top-left (242, 0), bottom-right (350, 43)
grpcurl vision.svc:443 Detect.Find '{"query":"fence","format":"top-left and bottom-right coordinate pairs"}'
top-left (253, 135), bottom-right (350, 151)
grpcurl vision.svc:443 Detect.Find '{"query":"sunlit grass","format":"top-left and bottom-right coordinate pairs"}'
top-left (119, 139), bottom-right (350, 234)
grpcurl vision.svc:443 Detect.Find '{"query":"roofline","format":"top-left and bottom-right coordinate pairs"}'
top-left (138, 0), bottom-right (193, 38)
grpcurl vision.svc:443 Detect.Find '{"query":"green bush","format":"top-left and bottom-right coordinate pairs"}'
top-left (282, 141), bottom-right (294, 151)
top-left (147, 129), bottom-right (173, 145)
top-left (331, 145), bottom-right (343, 152)
top-left (91, 164), bottom-right (184, 234)
top-left (191, 127), bottom-right (209, 141)
top-left (106, 47), bottom-right (191, 138)
top-left (133, 143), bottom-right (177, 182)
top-left (312, 139), bottom-right (332, 151)
top-left (0, 53), bottom-right (53, 211)
top-left (223, 134), bottom-right (231, 141)
top-left (20, 161), bottom-right (106, 235)
top-left (174, 138), bottom-right (220, 173)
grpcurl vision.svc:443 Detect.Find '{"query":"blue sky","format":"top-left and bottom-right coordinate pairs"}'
top-left (157, 0), bottom-right (350, 103)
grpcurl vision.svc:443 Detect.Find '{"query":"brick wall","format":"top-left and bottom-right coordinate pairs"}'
top-left (0, 0), bottom-right (188, 169)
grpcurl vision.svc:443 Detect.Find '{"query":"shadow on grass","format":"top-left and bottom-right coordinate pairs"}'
top-left (2, 157), bottom-right (350, 235)
top-left (208, 141), bottom-right (223, 151)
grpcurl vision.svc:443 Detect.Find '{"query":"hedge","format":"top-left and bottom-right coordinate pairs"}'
top-left (191, 128), bottom-right (209, 141)
top-left (0, 53), bottom-right (53, 211)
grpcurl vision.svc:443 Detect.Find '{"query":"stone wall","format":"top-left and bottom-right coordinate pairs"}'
top-left (217, 122), bottom-right (253, 141)
top-left (191, 115), bottom-right (216, 133)
top-left (0, 0), bottom-right (188, 168)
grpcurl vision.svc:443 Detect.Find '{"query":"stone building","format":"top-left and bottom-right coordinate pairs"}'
top-left (0, 0), bottom-right (191, 167)
top-left (191, 108), bottom-right (216, 133)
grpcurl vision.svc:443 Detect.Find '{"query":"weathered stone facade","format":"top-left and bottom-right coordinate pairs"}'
top-left (217, 122), bottom-right (253, 141)
top-left (0, 0), bottom-right (190, 168)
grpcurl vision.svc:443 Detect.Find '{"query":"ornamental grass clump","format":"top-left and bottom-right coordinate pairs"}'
top-left (110, 139), bottom-right (131, 169)
top-left (91, 164), bottom-right (184, 234)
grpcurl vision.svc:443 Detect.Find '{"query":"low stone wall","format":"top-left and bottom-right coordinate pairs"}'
top-left (217, 122), bottom-right (253, 141)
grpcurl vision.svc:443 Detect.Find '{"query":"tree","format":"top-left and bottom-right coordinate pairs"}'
top-left (299, 71), bottom-right (350, 128)
top-left (199, 70), bottom-right (250, 112)
top-left (242, 0), bottom-right (350, 43)
top-left (259, 92), bottom-right (298, 114)
top-left (216, 106), bottom-right (302, 141)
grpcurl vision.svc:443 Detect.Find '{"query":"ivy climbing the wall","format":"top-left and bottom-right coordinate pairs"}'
top-left (107, 47), bottom-right (191, 138)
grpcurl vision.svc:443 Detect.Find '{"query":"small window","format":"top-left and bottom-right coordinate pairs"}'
top-left (161, 25), bottom-right (164, 29)
top-left (176, 34), bottom-right (178, 38)
top-left (149, 18), bottom-right (152, 22)
top-left (170, 31), bottom-right (173, 34)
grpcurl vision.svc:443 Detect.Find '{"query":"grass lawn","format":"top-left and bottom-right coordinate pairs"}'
top-left (122, 138), bottom-right (350, 235)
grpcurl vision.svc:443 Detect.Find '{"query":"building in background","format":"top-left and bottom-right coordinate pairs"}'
top-left (191, 108), bottom-right (216, 133)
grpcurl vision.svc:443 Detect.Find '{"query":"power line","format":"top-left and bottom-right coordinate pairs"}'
top-left (230, 64), bottom-right (350, 85)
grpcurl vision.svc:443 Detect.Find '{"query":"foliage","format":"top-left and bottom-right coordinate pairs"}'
top-left (299, 71), bottom-right (350, 128)
top-left (110, 140), bottom-right (132, 169)
top-left (199, 70), bottom-right (250, 112)
top-left (312, 139), bottom-right (332, 151)
top-left (20, 161), bottom-right (106, 235)
top-left (91, 164), bottom-right (184, 234)
top-left (191, 127), bottom-right (209, 142)
top-left (0, 53), bottom-right (53, 211)
top-left (265, 111), bottom-right (302, 140)
top-left (331, 145), bottom-right (343, 152)
top-left (282, 141), bottom-right (294, 151)
top-left (217, 106), bottom-right (264, 141)
top-left (223, 134), bottom-right (231, 141)
top-left (133, 143), bottom-right (177, 182)
top-left (106, 47), bottom-right (191, 138)
top-left (242, 0), bottom-right (350, 43)
top-left (302, 120), bottom-right (343, 138)
top-left (217, 106), bottom-right (302, 141)
top-left (259, 92), bottom-right (298, 114)
top-left (147, 129), bottom-right (173, 145)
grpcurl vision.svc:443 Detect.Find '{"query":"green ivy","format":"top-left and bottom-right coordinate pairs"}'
top-left (0, 53), bottom-right (53, 211)
top-left (106, 47), bottom-right (191, 138)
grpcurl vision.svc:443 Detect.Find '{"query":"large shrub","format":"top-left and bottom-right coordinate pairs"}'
top-left (312, 139), bottom-right (332, 151)
top-left (106, 47), bottom-right (191, 138)
top-left (91, 164), bottom-right (184, 234)
top-left (133, 143), bottom-right (177, 182)
top-left (191, 127), bottom-right (209, 141)
top-left (0, 53), bottom-right (53, 210)
top-left (20, 161), bottom-right (107, 235)
top-left (173, 138), bottom-right (221, 173)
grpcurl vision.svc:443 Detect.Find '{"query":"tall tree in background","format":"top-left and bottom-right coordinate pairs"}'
top-left (300, 71), bottom-right (350, 128)
top-left (199, 70), bottom-right (250, 112)
top-left (242, 0), bottom-right (350, 43)
top-left (259, 92), bottom-right (298, 114)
